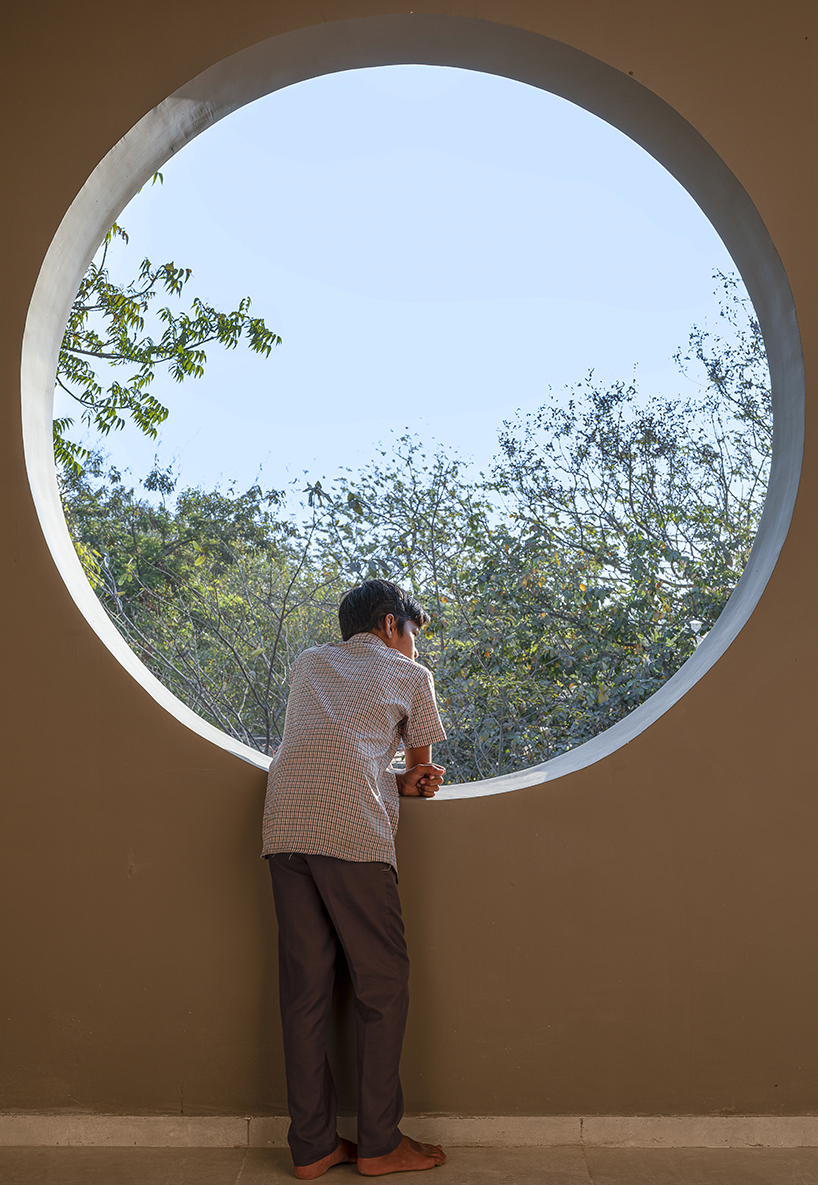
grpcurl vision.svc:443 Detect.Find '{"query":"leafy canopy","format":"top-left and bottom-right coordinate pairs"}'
top-left (55, 177), bottom-right (281, 474)
top-left (60, 274), bottom-right (773, 780)
top-left (54, 172), bottom-right (770, 781)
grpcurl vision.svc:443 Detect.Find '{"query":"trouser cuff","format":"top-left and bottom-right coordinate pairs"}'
top-left (357, 1129), bottom-right (403, 1160)
top-left (290, 1135), bottom-right (340, 1168)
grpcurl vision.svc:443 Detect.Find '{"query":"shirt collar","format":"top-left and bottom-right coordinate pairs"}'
top-left (347, 632), bottom-right (388, 648)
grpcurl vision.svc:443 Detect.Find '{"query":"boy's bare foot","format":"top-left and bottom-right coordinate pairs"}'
top-left (294, 1136), bottom-right (358, 1179)
top-left (357, 1134), bottom-right (447, 1176)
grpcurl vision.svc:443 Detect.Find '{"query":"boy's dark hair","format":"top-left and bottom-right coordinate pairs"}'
top-left (338, 579), bottom-right (429, 641)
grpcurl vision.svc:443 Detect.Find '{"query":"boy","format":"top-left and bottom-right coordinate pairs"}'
top-left (262, 579), bottom-right (448, 1178)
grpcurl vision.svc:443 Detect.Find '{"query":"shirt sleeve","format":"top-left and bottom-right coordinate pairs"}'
top-left (403, 667), bottom-right (447, 749)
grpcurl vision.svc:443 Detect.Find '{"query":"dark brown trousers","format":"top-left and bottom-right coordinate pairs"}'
top-left (268, 853), bottom-right (409, 1166)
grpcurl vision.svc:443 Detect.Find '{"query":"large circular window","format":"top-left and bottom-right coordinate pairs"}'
top-left (22, 15), bottom-right (804, 793)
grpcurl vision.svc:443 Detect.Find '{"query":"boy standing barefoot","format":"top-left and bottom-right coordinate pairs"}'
top-left (262, 580), bottom-right (448, 1178)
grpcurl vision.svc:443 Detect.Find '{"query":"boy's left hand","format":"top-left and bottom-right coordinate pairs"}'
top-left (398, 763), bottom-right (446, 797)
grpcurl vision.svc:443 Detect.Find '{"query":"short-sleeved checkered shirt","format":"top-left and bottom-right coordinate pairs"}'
top-left (261, 632), bottom-right (446, 870)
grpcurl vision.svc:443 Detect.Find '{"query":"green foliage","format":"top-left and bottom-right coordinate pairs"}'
top-left (60, 274), bottom-right (772, 782)
top-left (61, 455), bottom-right (340, 752)
top-left (55, 199), bottom-right (281, 474)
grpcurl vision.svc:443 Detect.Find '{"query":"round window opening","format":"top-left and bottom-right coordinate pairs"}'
top-left (23, 16), bottom-right (804, 794)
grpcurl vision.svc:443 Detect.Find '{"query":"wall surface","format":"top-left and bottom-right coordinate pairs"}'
top-left (1, 0), bottom-right (816, 1118)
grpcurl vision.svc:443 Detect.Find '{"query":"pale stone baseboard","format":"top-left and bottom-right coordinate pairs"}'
top-left (1, 1113), bottom-right (818, 1148)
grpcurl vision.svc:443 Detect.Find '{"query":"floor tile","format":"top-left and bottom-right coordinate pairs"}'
top-left (0, 1146), bottom-right (246, 1185)
top-left (232, 1147), bottom-right (299, 1181)
top-left (426, 1145), bottom-right (590, 1184)
top-left (3, 1144), bottom-right (818, 1185)
top-left (239, 1145), bottom-right (591, 1183)
top-left (585, 1146), bottom-right (818, 1185)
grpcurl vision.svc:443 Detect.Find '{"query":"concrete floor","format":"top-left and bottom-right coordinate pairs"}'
top-left (2, 1146), bottom-right (818, 1184)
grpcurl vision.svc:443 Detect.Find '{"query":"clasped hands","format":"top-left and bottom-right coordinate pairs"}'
top-left (396, 762), bottom-right (446, 798)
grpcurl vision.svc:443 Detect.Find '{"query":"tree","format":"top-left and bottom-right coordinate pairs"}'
top-left (61, 455), bottom-right (342, 753)
top-left (494, 276), bottom-right (768, 661)
top-left (55, 179), bottom-right (280, 473)
top-left (60, 274), bottom-right (772, 781)
top-left (308, 274), bottom-right (770, 777)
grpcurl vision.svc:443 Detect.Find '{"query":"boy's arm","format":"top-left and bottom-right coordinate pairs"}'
top-left (397, 745), bottom-right (445, 798)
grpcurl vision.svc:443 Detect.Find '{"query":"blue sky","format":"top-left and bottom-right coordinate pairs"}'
top-left (56, 65), bottom-right (740, 497)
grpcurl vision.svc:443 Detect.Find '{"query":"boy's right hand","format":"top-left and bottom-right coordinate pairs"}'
top-left (398, 763), bottom-right (446, 797)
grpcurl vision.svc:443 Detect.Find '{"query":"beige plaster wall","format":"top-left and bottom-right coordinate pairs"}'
top-left (0, 0), bottom-right (816, 1117)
